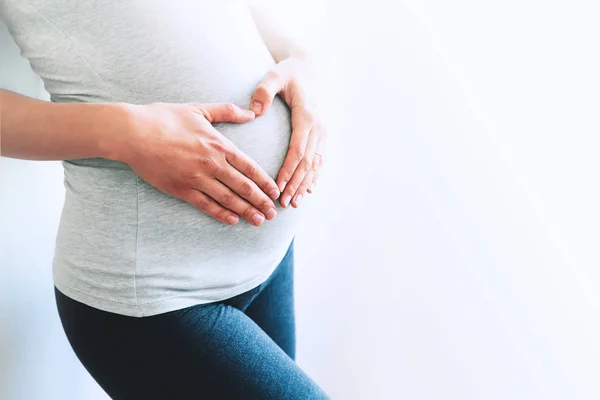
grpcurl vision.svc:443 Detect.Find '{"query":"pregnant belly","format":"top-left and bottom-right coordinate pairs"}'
top-left (135, 94), bottom-right (295, 251)
top-left (135, 93), bottom-right (295, 250)
top-left (57, 95), bottom-right (300, 301)
top-left (64, 91), bottom-right (294, 246)
top-left (41, 0), bottom-right (302, 310)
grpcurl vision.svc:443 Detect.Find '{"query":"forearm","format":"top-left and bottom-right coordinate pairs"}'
top-left (248, 3), bottom-right (322, 107)
top-left (0, 89), bottom-right (132, 161)
top-left (248, 3), bottom-right (311, 64)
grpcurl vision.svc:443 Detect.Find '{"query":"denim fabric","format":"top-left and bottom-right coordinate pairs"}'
top-left (55, 242), bottom-right (329, 399)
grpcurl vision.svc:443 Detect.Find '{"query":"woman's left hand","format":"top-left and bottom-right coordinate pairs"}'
top-left (249, 56), bottom-right (326, 208)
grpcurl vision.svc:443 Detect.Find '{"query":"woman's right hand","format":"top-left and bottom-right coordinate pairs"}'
top-left (115, 102), bottom-right (280, 226)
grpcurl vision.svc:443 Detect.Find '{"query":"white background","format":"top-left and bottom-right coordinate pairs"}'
top-left (2, 0), bottom-right (600, 399)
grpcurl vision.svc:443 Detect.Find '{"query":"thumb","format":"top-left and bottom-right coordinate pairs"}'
top-left (250, 67), bottom-right (288, 117)
top-left (196, 103), bottom-right (256, 124)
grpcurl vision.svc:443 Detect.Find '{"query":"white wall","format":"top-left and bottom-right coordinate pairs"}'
top-left (0, 20), bottom-right (110, 400)
top-left (2, 1), bottom-right (600, 399)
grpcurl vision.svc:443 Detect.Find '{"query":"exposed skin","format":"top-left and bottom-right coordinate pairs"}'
top-left (118, 102), bottom-right (282, 226)
top-left (248, 4), bottom-right (327, 208)
top-left (250, 57), bottom-right (326, 208)
top-left (0, 3), bottom-right (326, 223)
top-left (0, 93), bottom-right (279, 226)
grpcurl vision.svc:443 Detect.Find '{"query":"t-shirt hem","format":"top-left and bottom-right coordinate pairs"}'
top-left (54, 265), bottom-right (279, 318)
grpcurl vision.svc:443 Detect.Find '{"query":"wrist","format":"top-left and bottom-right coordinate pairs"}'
top-left (96, 102), bottom-right (141, 163)
top-left (283, 54), bottom-right (317, 94)
top-left (282, 53), bottom-right (313, 77)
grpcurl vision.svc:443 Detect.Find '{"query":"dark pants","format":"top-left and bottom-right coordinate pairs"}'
top-left (55, 242), bottom-right (329, 399)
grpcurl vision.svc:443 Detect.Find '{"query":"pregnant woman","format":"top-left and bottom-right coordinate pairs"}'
top-left (0, 0), bottom-right (328, 398)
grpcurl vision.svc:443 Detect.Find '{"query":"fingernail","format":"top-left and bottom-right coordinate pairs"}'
top-left (282, 194), bottom-right (291, 207)
top-left (269, 188), bottom-right (280, 199)
top-left (265, 208), bottom-right (277, 220)
top-left (295, 194), bottom-right (303, 205)
top-left (252, 213), bottom-right (265, 226)
top-left (251, 101), bottom-right (262, 115)
top-left (226, 215), bottom-right (239, 225)
top-left (279, 181), bottom-right (287, 192)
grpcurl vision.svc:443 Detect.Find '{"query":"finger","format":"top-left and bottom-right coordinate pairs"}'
top-left (306, 162), bottom-right (321, 194)
top-left (311, 169), bottom-right (320, 191)
top-left (307, 138), bottom-right (325, 194)
top-left (225, 147), bottom-right (280, 200)
top-left (307, 172), bottom-right (318, 194)
top-left (182, 190), bottom-right (240, 225)
top-left (216, 166), bottom-right (278, 220)
top-left (279, 126), bottom-right (319, 207)
top-left (250, 69), bottom-right (288, 117)
top-left (202, 180), bottom-right (267, 226)
top-left (195, 103), bottom-right (255, 124)
top-left (276, 110), bottom-right (312, 193)
top-left (290, 168), bottom-right (315, 208)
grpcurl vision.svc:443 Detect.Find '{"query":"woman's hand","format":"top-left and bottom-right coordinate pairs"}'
top-left (117, 102), bottom-right (281, 226)
top-left (1, 89), bottom-right (279, 226)
top-left (249, 57), bottom-right (326, 208)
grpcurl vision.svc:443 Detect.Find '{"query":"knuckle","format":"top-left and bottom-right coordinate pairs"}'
top-left (290, 144), bottom-right (305, 161)
top-left (198, 157), bottom-right (220, 174)
top-left (244, 162), bottom-right (258, 179)
top-left (223, 103), bottom-right (236, 114)
top-left (215, 209), bottom-right (228, 221)
top-left (263, 182), bottom-right (277, 193)
top-left (312, 154), bottom-right (323, 169)
top-left (188, 103), bottom-right (204, 115)
top-left (282, 169), bottom-right (295, 180)
top-left (212, 141), bottom-right (230, 155)
top-left (221, 193), bottom-right (235, 206)
top-left (226, 149), bottom-right (238, 164)
top-left (299, 158), bottom-right (311, 172)
top-left (194, 196), bottom-right (211, 211)
top-left (287, 182), bottom-right (300, 193)
top-left (260, 201), bottom-right (272, 211)
top-left (242, 206), bottom-right (255, 219)
top-left (239, 181), bottom-right (253, 197)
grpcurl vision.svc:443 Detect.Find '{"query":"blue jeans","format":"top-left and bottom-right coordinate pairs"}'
top-left (55, 242), bottom-right (329, 399)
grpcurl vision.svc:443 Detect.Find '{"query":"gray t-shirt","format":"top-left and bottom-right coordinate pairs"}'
top-left (1, 0), bottom-right (302, 317)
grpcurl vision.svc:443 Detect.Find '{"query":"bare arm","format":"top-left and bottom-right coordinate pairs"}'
top-left (0, 89), bottom-right (129, 161)
top-left (247, 3), bottom-right (310, 63)
top-left (0, 89), bottom-right (280, 226)
top-left (248, 2), bottom-right (326, 208)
